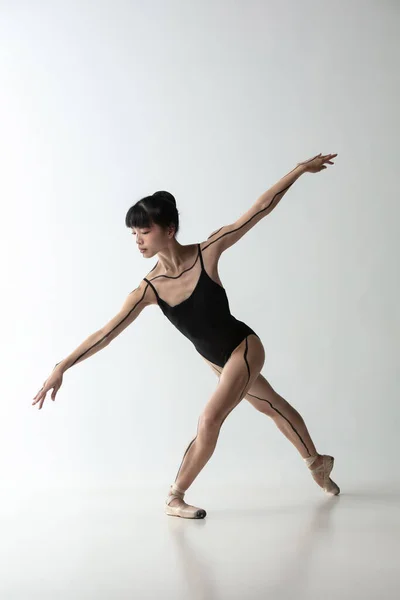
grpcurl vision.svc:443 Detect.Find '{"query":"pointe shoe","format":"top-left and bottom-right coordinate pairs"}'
top-left (304, 454), bottom-right (340, 495)
top-left (165, 483), bottom-right (207, 519)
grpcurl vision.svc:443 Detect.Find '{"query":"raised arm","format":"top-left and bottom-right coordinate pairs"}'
top-left (203, 153), bottom-right (337, 256)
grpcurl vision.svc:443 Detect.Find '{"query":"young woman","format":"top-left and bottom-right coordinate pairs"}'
top-left (33, 152), bottom-right (339, 519)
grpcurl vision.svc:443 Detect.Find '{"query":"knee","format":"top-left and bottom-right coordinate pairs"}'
top-left (253, 400), bottom-right (275, 418)
top-left (260, 404), bottom-right (276, 418)
top-left (246, 395), bottom-right (276, 418)
top-left (198, 412), bottom-right (224, 433)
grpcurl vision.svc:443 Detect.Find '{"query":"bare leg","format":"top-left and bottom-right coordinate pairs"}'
top-left (204, 362), bottom-right (318, 458)
top-left (166, 335), bottom-right (265, 516)
top-left (244, 374), bottom-right (318, 458)
top-left (203, 361), bottom-right (338, 493)
top-left (245, 374), bottom-right (339, 493)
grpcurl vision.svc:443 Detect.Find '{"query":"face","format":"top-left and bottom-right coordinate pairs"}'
top-left (131, 223), bottom-right (174, 258)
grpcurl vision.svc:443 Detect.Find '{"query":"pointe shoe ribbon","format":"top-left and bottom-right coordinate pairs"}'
top-left (165, 483), bottom-right (207, 519)
top-left (304, 454), bottom-right (340, 495)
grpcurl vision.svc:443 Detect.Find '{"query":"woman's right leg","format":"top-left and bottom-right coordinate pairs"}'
top-left (166, 334), bottom-right (265, 517)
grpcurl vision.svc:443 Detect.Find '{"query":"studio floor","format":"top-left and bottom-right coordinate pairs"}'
top-left (1, 483), bottom-right (399, 599)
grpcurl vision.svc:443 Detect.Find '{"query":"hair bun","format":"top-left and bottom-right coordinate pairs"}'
top-left (152, 190), bottom-right (176, 207)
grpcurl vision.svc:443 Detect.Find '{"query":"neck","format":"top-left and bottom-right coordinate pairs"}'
top-left (157, 240), bottom-right (194, 274)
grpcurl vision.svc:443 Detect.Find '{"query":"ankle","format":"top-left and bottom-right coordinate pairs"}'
top-left (303, 453), bottom-right (322, 468)
top-left (169, 482), bottom-right (186, 496)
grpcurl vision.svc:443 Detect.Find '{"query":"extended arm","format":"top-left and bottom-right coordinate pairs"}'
top-left (203, 153), bottom-right (337, 255)
top-left (203, 163), bottom-right (306, 254)
top-left (54, 279), bottom-right (150, 374)
top-left (32, 279), bottom-right (153, 409)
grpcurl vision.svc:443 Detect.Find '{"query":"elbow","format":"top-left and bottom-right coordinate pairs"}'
top-left (98, 328), bottom-right (114, 346)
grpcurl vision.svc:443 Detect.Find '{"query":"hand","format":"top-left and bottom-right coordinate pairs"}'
top-left (297, 153), bottom-right (338, 173)
top-left (32, 368), bottom-right (64, 410)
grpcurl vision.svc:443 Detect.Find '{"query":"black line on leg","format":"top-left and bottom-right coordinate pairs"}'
top-left (246, 392), bottom-right (311, 456)
top-left (220, 337), bottom-right (251, 428)
top-left (174, 417), bottom-right (200, 483)
top-left (173, 338), bottom-right (254, 484)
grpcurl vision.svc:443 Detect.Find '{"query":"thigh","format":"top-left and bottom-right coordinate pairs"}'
top-left (200, 334), bottom-right (265, 425)
top-left (202, 350), bottom-right (280, 418)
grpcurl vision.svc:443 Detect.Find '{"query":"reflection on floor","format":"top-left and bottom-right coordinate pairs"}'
top-left (1, 484), bottom-right (399, 599)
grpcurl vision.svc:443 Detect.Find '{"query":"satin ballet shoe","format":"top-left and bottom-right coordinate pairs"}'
top-left (304, 454), bottom-right (341, 496)
top-left (165, 483), bottom-right (207, 519)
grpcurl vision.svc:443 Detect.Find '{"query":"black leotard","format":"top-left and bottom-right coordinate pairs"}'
top-left (143, 244), bottom-right (259, 368)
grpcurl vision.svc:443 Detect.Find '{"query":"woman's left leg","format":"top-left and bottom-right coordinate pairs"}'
top-left (202, 361), bottom-right (340, 495)
top-left (203, 359), bottom-right (320, 457)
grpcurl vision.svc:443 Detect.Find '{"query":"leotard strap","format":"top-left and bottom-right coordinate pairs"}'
top-left (198, 243), bottom-right (205, 271)
top-left (143, 277), bottom-right (159, 299)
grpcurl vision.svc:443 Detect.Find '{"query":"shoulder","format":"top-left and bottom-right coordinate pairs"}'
top-left (199, 232), bottom-right (226, 261)
top-left (140, 263), bottom-right (161, 305)
top-left (125, 279), bottom-right (154, 307)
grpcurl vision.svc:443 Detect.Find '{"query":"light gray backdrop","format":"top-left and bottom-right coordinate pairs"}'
top-left (1, 0), bottom-right (398, 492)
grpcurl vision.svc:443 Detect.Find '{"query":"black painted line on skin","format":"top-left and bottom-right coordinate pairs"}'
top-left (70, 284), bottom-right (149, 367)
top-left (202, 183), bottom-right (294, 252)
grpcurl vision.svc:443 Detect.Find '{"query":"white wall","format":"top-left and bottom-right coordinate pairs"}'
top-left (1, 0), bottom-right (398, 491)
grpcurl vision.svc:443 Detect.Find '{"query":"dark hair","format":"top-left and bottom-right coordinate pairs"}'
top-left (125, 190), bottom-right (180, 236)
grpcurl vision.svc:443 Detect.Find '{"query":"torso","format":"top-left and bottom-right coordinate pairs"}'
top-left (142, 241), bottom-right (258, 369)
top-left (143, 241), bottom-right (223, 307)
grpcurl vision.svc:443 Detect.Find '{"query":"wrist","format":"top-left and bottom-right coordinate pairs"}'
top-left (54, 361), bottom-right (67, 375)
top-left (296, 163), bottom-right (308, 175)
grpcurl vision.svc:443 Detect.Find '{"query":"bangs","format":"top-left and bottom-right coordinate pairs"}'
top-left (125, 192), bottom-right (179, 235)
top-left (125, 202), bottom-right (154, 229)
